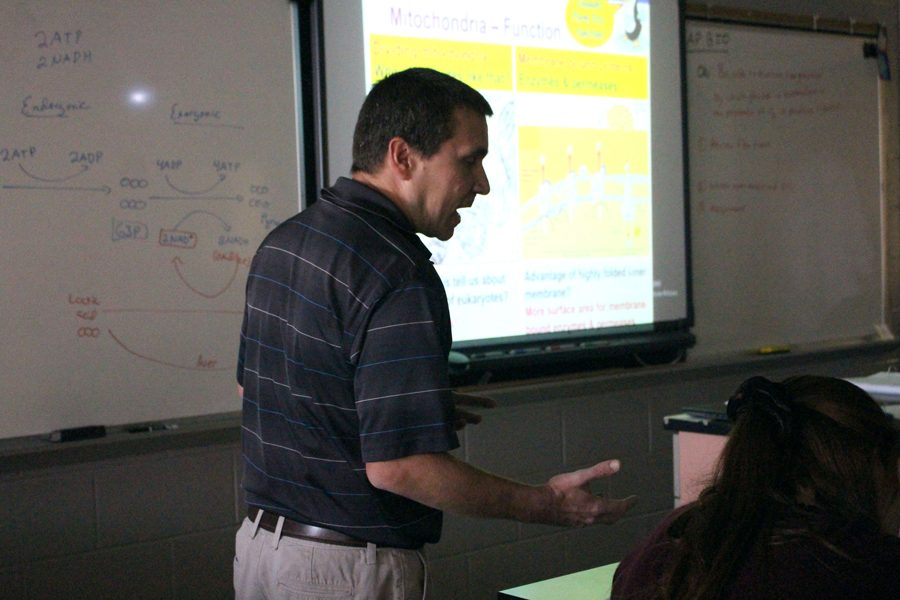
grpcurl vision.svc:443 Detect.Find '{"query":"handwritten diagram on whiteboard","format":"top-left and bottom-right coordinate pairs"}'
top-left (0, 0), bottom-right (299, 438)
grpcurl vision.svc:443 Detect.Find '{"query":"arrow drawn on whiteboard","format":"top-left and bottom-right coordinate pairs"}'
top-left (164, 172), bottom-right (226, 195)
top-left (148, 194), bottom-right (243, 203)
top-left (2, 183), bottom-right (111, 194)
top-left (174, 210), bottom-right (231, 231)
top-left (107, 328), bottom-right (230, 371)
top-left (171, 255), bottom-right (239, 299)
top-left (18, 162), bottom-right (88, 182)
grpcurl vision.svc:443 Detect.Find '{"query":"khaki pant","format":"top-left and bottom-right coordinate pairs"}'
top-left (234, 516), bottom-right (427, 600)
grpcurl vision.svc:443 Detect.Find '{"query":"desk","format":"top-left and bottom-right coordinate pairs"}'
top-left (664, 403), bottom-right (900, 507)
top-left (497, 562), bottom-right (618, 599)
top-left (663, 411), bottom-right (729, 506)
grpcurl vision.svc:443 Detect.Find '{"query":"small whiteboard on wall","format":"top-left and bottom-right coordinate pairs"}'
top-left (685, 21), bottom-right (884, 356)
top-left (0, 0), bottom-right (300, 439)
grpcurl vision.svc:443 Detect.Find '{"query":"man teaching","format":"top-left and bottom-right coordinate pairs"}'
top-left (234, 67), bottom-right (637, 600)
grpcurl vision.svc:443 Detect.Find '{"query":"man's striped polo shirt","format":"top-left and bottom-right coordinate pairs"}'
top-left (237, 177), bottom-right (459, 549)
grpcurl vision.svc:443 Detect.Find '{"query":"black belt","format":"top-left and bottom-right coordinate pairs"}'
top-left (249, 506), bottom-right (367, 547)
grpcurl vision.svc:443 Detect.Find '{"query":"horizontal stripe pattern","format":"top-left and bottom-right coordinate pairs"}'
top-left (237, 177), bottom-right (458, 548)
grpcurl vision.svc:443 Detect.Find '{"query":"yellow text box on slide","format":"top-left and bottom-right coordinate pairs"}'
top-left (517, 47), bottom-right (648, 98)
top-left (370, 35), bottom-right (513, 91)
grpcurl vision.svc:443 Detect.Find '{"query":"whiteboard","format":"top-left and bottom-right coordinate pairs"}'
top-left (0, 0), bottom-right (300, 439)
top-left (686, 21), bottom-right (884, 356)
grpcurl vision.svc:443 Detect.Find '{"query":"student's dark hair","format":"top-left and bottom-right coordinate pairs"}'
top-left (351, 67), bottom-right (493, 174)
top-left (656, 375), bottom-right (898, 600)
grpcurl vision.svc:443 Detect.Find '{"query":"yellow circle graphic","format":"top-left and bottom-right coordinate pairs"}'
top-left (565, 0), bottom-right (620, 48)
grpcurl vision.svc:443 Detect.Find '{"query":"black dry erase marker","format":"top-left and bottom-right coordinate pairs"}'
top-left (126, 423), bottom-right (179, 434)
top-left (48, 425), bottom-right (107, 443)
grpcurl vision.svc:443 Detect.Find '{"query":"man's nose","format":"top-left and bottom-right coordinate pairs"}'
top-left (474, 163), bottom-right (490, 196)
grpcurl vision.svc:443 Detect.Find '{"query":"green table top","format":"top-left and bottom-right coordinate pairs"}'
top-left (497, 562), bottom-right (619, 600)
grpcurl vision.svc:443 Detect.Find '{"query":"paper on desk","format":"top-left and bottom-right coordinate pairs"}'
top-left (845, 372), bottom-right (900, 403)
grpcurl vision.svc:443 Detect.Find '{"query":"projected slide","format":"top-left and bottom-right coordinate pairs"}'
top-left (362, 0), bottom-right (652, 343)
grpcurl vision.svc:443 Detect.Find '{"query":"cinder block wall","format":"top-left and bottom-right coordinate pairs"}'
top-left (1, 345), bottom-right (895, 599)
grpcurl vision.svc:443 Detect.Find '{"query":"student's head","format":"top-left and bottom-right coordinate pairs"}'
top-left (721, 375), bottom-right (899, 532)
top-left (656, 375), bottom-right (898, 600)
top-left (351, 68), bottom-right (493, 240)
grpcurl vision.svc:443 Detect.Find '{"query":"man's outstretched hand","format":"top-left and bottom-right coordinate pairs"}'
top-left (543, 459), bottom-right (638, 526)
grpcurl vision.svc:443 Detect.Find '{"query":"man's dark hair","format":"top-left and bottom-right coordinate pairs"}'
top-left (351, 67), bottom-right (493, 174)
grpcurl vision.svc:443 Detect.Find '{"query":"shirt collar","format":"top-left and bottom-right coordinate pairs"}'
top-left (323, 177), bottom-right (434, 260)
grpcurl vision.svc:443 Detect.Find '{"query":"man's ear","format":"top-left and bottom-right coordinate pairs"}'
top-left (386, 136), bottom-right (417, 180)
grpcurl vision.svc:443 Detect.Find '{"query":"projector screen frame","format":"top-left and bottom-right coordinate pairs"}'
top-left (295, 0), bottom-right (695, 378)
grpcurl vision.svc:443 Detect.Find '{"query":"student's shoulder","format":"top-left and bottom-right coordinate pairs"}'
top-left (612, 508), bottom-right (686, 598)
top-left (773, 529), bottom-right (900, 599)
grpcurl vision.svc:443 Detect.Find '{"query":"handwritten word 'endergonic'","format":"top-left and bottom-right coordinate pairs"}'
top-left (21, 95), bottom-right (91, 118)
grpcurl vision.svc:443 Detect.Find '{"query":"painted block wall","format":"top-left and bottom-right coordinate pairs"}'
top-left (1, 346), bottom-right (894, 599)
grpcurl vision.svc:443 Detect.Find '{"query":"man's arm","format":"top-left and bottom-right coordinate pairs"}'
top-left (365, 452), bottom-right (637, 527)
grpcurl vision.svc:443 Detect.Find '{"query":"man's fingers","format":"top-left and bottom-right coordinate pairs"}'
top-left (552, 459), bottom-right (622, 489)
top-left (594, 495), bottom-right (639, 524)
top-left (453, 408), bottom-right (483, 430)
top-left (587, 459), bottom-right (621, 478)
top-left (451, 391), bottom-right (497, 408)
top-left (543, 460), bottom-right (637, 526)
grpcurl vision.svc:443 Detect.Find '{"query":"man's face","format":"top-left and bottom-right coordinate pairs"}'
top-left (407, 107), bottom-right (490, 241)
